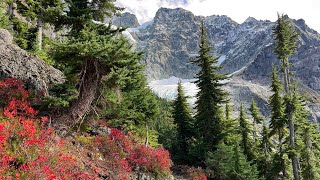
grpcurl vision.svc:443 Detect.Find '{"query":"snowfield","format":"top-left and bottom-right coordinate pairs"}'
top-left (149, 76), bottom-right (198, 105)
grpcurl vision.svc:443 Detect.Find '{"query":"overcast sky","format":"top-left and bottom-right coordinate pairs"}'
top-left (116, 0), bottom-right (320, 32)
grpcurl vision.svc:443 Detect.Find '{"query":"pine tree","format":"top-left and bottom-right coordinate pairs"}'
top-left (249, 99), bottom-right (264, 142)
top-left (57, 0), bottom-right (122, 35)
top-left (172, 81), bottom-right (194, 164)
top-left (52, 25), bottom-right (140, 130)
top-left (291, 90), bottom-right (320, 180)
top-left (206, 142), bottom-right (259, 180)
top-left (192, 21), bottom-right (228, 157)
top-left (238, 104), bottom-right (255, 161)
top-left (300, 125), bottom-right (320, 180)
top-left (273, 13), bottom-right (300, 180)
top-left (269, 66), bottom-right (288, 178)
top-left (0, 1), bottom-right (9, 29)
top-left (221, 102), bottom-right (237, 144)
top-left (257, 121), bottom-right (273, 179)
top-left (16, 0), bottom-right (65, 50)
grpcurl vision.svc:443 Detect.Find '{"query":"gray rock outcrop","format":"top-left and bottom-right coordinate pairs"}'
top-left (112, 12), bottom-right (140, 28)
top-left (0, 29), bottom-right (64, 95)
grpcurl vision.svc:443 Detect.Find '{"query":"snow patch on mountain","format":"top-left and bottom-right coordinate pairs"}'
top-left (218, 55), bottom-right (226, 65)
top-left (149, 76), bottom-right (198, 104)
top-left (149, 76), bottom-right (231, 105)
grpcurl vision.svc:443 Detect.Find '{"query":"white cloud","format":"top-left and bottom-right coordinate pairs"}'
top-left (116, 0), bottom-right (320, 32)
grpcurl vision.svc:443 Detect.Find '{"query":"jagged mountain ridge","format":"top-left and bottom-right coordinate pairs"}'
top-left (116, 8), bottom-right (320, 83)
top-left (114, 8), bottom-right (320, 122)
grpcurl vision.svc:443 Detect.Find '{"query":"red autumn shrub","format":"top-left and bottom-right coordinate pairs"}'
top-left (94, 128), bottom-right (172, 178)
top-left (129, 144), bottom-right (171, 175)
top-left (93, 129), bottom-right (133, 180)
top-left (0, 78), bottom-right (97, 179)
top-left (0, 78), bottom-right (172, 179)
top-left (0, 78), bottom-right (29, 106)
top-left (186, 167), bottom-right (207, 180)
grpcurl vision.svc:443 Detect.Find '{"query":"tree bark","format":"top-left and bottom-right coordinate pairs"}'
top-left (8, 2), bottom-right (14, 30)
top-left (283, 60), bottom-right (300, 180)
top-left (37, 10), bottom-right (43, 50)
top-left (55, 59), bottom-right (103, 133)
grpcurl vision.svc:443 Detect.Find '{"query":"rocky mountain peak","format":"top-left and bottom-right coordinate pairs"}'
top-left (112, 12), bottom-right (140, 28)
top-left (243, 16), bottom-right (258, 23)
top-left (117, 7), bottom-right (320, 122)
top-left (154, 7), bottom-right (197, 24)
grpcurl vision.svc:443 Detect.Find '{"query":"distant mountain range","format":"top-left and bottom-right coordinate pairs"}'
top-left (112, 8), bottom-right (320, 122)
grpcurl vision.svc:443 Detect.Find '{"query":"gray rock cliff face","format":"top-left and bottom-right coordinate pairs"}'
top-left (0, 29), bottom-right (64, 95)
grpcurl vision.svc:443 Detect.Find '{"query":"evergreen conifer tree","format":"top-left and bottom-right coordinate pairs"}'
top-left (300, 125), bottom-right (320, 180)
top-left (16, 0), bottom-right (65, 50)
top-left (221, 102), bottom-right (237, 144)
top-left (269, 66), bottom-right (289, 178)
top-left (206, 142), bottom-right (259, 180)
top-left (249, 99), bottom-right (264, 142)
top-left (257, 121), bottom-right (273, 179)
top-left (192, 21), bottom-right (228, 159)
top-left (48, 0), bottom-right (132, 131)
top-left (291, 90), bottom-right (320, 180)
top-left (238, 104), bottom-right (255, 161)
top-left (273, 13), bottom-right (300, 180)
top-left (0, 2), bottom-right (9, 29)
top-left (172, 81), bottom-right (194, 164)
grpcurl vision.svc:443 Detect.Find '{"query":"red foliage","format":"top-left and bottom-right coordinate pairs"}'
top-left (94, 128), bottom-right (172, 179)
top-left (0, 78), bottom-right (172, 179)
top-left (129, 145), bottom-right (171, 174)
top-left (186, 167), bottom-right (207, 180)
top-left (0, 78), bottom-right (97, 179)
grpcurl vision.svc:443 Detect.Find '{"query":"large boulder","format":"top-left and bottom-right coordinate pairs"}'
top-left (0, 29), bottom-right (64, 95)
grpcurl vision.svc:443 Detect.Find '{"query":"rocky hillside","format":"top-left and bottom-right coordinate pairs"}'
top-left (113, 8), bottom-right (320, 122)
top-left (0, 29), bottom-right (64, 95)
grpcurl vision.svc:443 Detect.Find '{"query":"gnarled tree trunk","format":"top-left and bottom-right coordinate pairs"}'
top-left (55, 59), bottom-right (104, 133)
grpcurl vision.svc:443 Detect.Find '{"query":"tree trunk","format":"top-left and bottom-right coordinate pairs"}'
top-left (8, 2), bottom-right (14, 30)
top-left (55, 59), bottom-right (103, 133)
top-left (145, 124), bottom-right (149, 147)
top-left (283, 61), bottom-right (300, 180)
top-left (278, 130), bottom-right (286, 179)
top-left (253, 121), bottom-right (257, 142)
top-left (37, 10), bottom-right (43, 50)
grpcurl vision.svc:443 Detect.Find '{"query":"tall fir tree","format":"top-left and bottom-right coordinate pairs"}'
top-left (257, 121), bottom-right (273, 179)
top-left (273, 13), bottom-right (300, 180)
top-left (191, 21), bottom-right (228, 161)
top-left (238, 104), bottom-right (255, 161)
top-left (300, 125), bottom-right (320, 180)
top-left (249, 99), bottom-right (264, 142)
top-left (269, 66), bottom-right (289, 179)
top-left (221, 102), bottom-right (237, 144)
top-left (16, 0), bottom-right (65, 50)
top-left (291, 90), bottom-right (320, 180)
top-left (206, 142), bottom-right (259, 180)
top-left (172, 81), bottom-right (194, 164)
